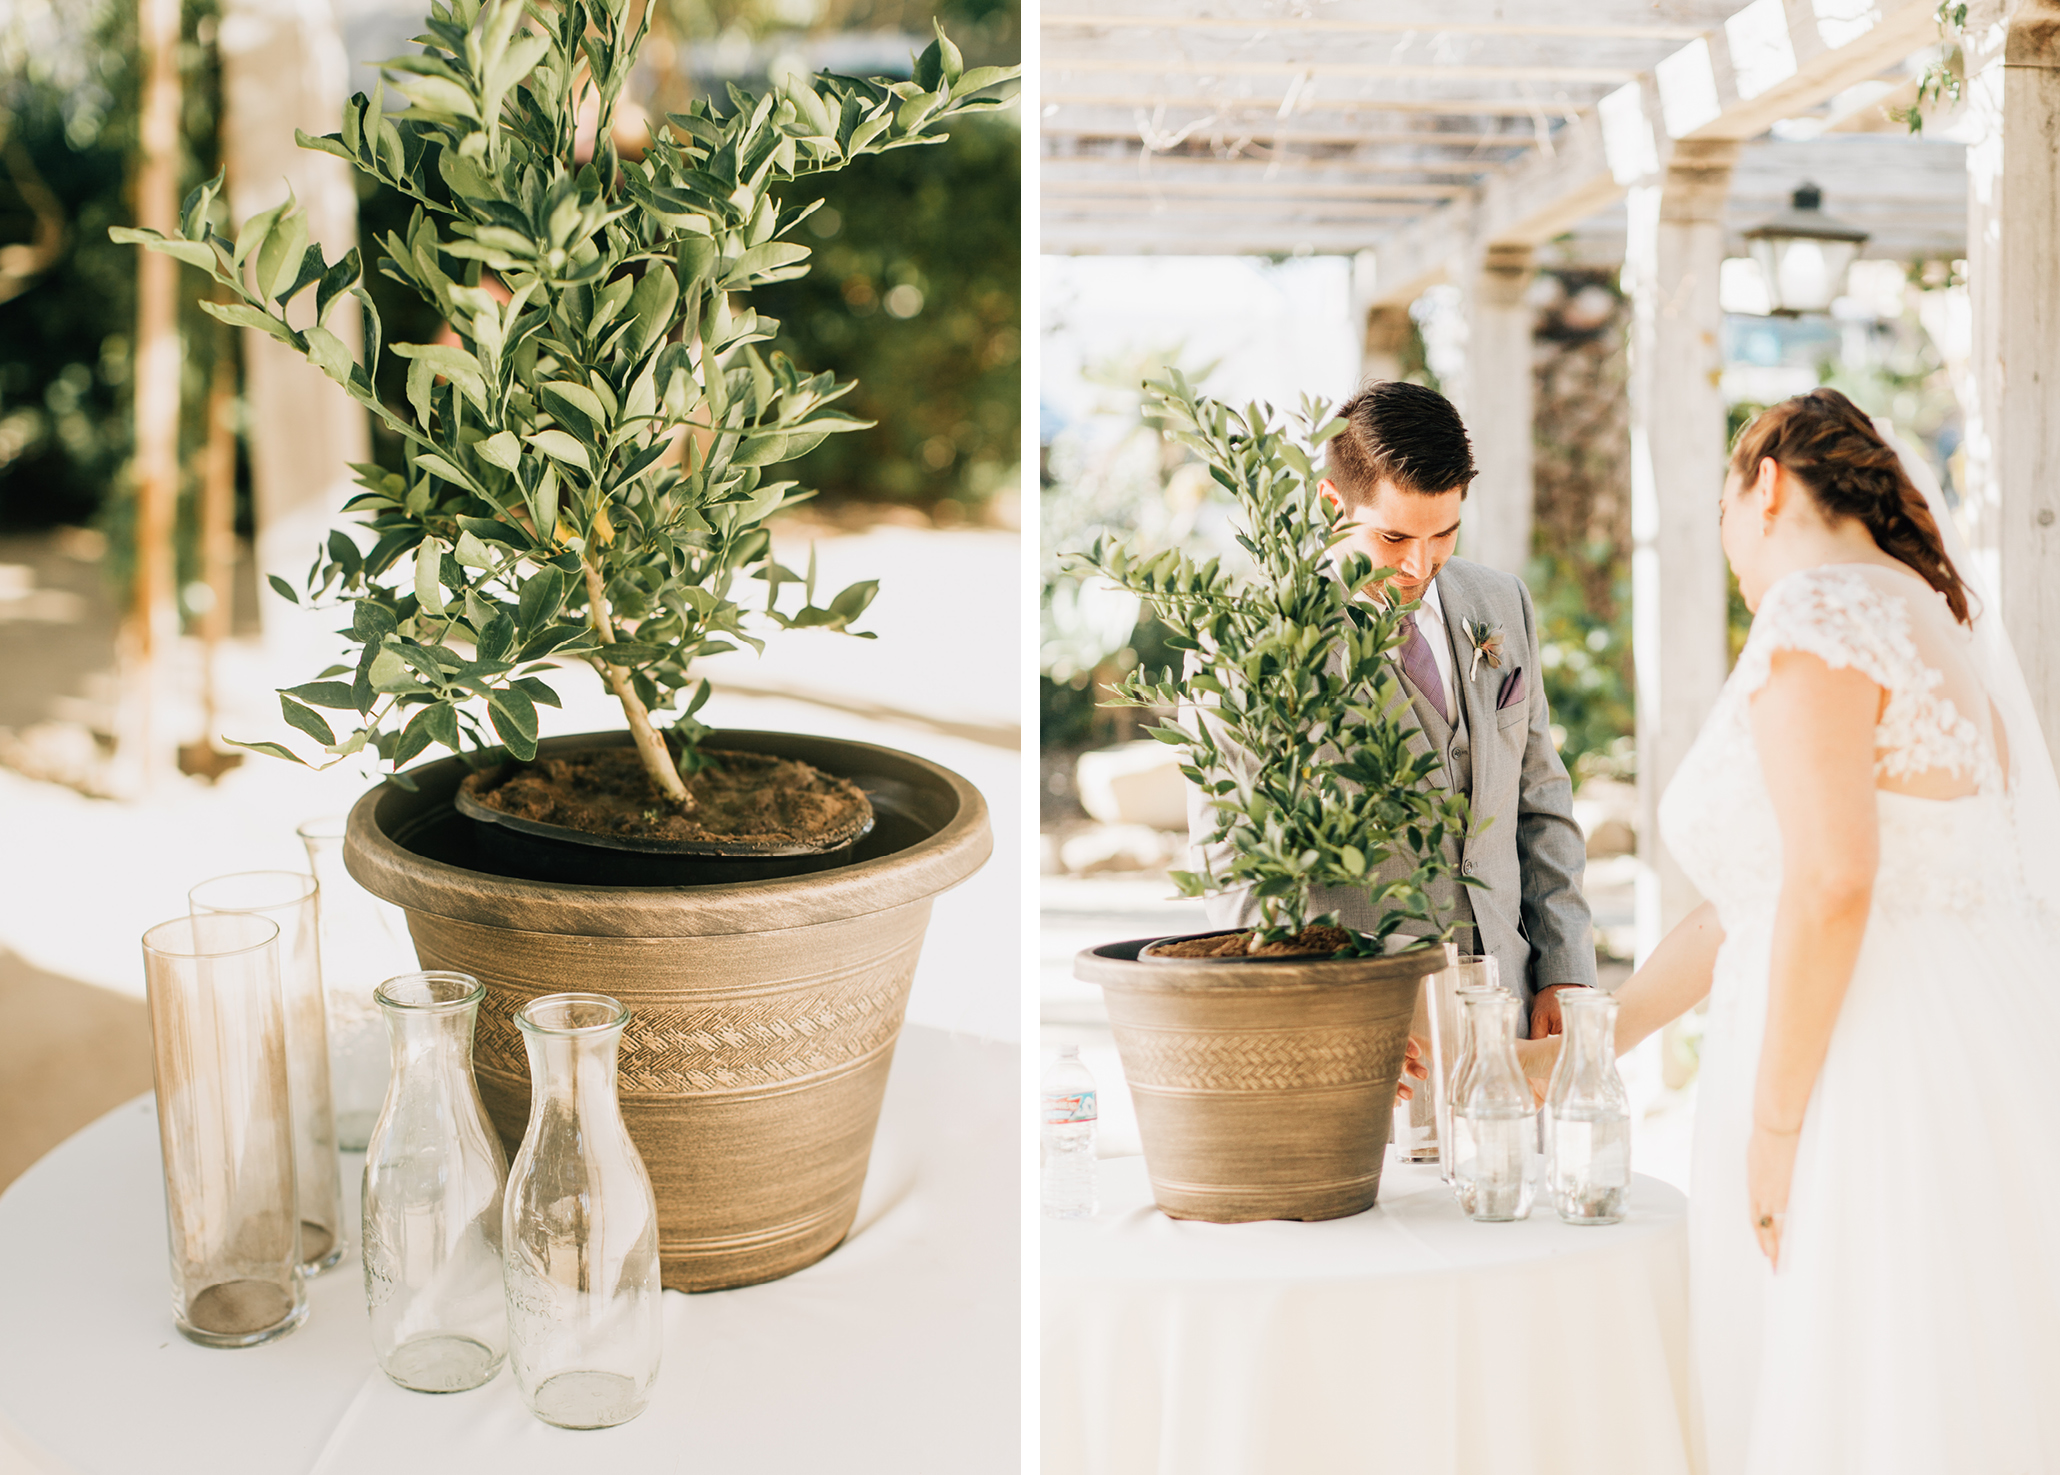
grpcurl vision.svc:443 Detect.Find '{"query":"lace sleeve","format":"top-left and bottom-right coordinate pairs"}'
top-left (1731, 566), bottom-right (1912, 701)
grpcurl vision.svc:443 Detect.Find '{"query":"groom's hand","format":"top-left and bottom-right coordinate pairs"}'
top-left (1529, 984), bottom-right (1579, 1040)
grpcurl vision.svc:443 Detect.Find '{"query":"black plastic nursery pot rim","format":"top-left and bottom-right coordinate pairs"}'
top-left (342, 727), bottom-right (992, 937)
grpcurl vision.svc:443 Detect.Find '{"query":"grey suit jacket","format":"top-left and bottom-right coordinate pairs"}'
top-left (1187, 557), bottom-right (1597, 1011)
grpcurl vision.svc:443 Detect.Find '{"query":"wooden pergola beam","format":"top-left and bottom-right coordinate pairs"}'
top-left (1048, 181), bottom-right (1468, 202)
top-left (1358, 0), bottom-right (1939, 302)
top-left (1048, 60), bottom-right (1642, 84)
top-left (1044, 92), bottom-right (1597, 117)
top-left (1041, 118), bottom-right (1543, 150)
top-left (1046, 155), bottom-right (1499, 180)
top-left (1041, 0), bottom-right (1747, 36)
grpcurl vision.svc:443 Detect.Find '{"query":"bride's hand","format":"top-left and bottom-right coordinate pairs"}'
top-left (1513, 1036), bottom-right (1559, 1107)
top-left (1748, 1123), bottom-right (1800, 1269)
top-left (1394, 1035), bottom-right (1430, 1103)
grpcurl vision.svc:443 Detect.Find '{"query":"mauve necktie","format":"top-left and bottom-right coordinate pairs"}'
top-left (1400, 614), bottom-right (1450, 723)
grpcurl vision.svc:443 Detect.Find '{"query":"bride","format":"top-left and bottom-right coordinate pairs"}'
top-left (1528, 388), bottom-right (2060, 1473)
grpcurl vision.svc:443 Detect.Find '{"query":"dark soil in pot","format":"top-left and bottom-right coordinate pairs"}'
top-left (462, 747), bottom-right (873, 848)
top-left (1143, 925), bottom-right (1355, 959)
top-left (426, 732), bottom-right (910, 887)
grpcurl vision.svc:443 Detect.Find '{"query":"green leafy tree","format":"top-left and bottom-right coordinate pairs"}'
top-left (1067, 371), bottom-right (1476, 954)
top-left (112, 0), bottom-right (1015, 806)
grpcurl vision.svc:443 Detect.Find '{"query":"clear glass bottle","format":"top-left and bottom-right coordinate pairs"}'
top-left (189, 870), bottom-right (345, 1275)
top-left (362, 972), bottom-right (509, 1392)
top-left (1438, 975), bottom-right (1509, 1189)
top-left (503, 993), bottom-right (663, 1429)
top-left (1543, 987), bottom-right (1632, 1225)
top-left (1451, 991), bottom-right (1535, 1222)
top-left (141, 913), bottom-right (307, 1348)
top-left (299, 816), bottom-right (418, 1151)
top-left (1041, 1044), bottom-right (1098, 1219)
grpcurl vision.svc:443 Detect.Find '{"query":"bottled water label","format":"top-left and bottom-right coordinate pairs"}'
top-left (1043, 1089), bottom-right (1097, 1125)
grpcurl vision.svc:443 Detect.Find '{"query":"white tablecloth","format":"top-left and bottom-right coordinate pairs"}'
top-left (0, 1026), bottom-right (1017, 1475)
top-left (1043, 1154), bottom-right (1692, 1475)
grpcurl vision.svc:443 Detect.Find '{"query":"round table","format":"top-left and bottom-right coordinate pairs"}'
top-left (0, 1026), bottom-right (1017, 1475)
top-left (1043, 1153), bottom-right (1692, 1475)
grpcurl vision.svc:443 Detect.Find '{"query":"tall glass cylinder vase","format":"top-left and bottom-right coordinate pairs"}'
top-left (1543, 987), bottom-right (1632, 1224)
top-left (363, 972), bottom-right (509, 1392)
top-left (1451, 991), bottom-right (1535, 1222)
top-left (1429, 956), bottom-right (1504, 1186)
top-left (299, 816), bottom-right (417, 1150)
top-left (190, 871), bottom-right (345, 1274)
top-left (142, 913), bottom-right (307, 1348)
top-left (504, 994), bottom-right (663, 1429)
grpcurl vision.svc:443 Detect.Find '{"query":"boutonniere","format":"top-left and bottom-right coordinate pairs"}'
top-left (1463, 617), bottom-right (1505, 680)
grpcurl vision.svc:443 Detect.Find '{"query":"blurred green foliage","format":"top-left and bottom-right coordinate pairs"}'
top-left (756, 110), bottom-right (1018, 517)
top-left (0, 0), bottom-right (1017, 563)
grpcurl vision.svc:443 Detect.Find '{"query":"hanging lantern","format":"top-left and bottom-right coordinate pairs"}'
top-left (1741, 182), bottom-right (1871, 315)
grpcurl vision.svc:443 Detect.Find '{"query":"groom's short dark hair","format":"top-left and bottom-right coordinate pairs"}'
top-left (1326, 380), bottom-right (1476, 502)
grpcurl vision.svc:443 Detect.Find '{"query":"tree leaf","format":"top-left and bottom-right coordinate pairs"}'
top-left (453, 530), bottom-right (497, 570)
top-left (477, 430), bottom-right (523, 471)
top-left (279, 694), bottom-right (336, 746)
top-left (266, 573), bottom-right (300, 605)
top-left (302, 325), bottom-right (356, 385)
top-left (414, 540), bottom-right (446, 615)
top-left (226, 738), bottom-right (309, 766)
top-left (283, 680), bottom-right (361, 712)
top-left (525, 429), bottom-right (591, 471)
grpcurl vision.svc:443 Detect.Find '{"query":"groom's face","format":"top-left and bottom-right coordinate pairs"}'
top-left (1320, 479), bottom-right (1464, 604)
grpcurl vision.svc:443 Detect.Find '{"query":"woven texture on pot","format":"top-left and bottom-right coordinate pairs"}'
top-left (1077, 937), bottom-right (1448, 1223)
top-left (408, 902), bottom-right (931, 1290)
top-left (343, 730), bottom-right (991, 1292)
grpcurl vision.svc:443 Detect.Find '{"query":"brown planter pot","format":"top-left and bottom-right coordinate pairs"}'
top-left (344, 728), bottom-right (990, 1291)
top-left (1075, 933), bottom-right (1452, 1223)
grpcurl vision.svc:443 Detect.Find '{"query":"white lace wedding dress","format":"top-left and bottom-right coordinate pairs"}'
top-left (1658, 561), bottom-right (2060, 1475)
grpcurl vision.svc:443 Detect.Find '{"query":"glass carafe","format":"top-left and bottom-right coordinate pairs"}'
top-left (362, 972), bottom-right (509, 1392)
top-left (1543, 987), bottom-right (1632, 1225)
top-left (1452, 991), bottom-right (1535, 1222)
top-left (1428, 957), bottom-right (1503, 1184)
top-left (299, 816), bottom-right (417, 1150)
top-left (503, 993), bottom-right (663, 1429)
top-left (1439, 975), bottom-right (1510, 1188)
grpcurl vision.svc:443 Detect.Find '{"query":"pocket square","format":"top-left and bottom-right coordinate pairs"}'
top-left (1495, 666), bottom-right (1527, 711)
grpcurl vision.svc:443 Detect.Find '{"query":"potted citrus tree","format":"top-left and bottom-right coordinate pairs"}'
top-left (1066, 370), bottom-right (1474, 1222)
top-left (115, 0), bottom-right (1011, 1289)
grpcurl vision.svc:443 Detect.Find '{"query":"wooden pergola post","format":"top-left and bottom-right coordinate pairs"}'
top-left (1461, 243), bottom-right (1535, 575)
top-left (217, 0), bottom-right (366, 657)
top-left (121, 0), bottom-right (184, 792)
top-left (1964, 0), bottom-right (2060, 740)
top-left (1624, 139), bottom-right (1736, 955)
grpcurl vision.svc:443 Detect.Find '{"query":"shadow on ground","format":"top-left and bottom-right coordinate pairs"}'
top-left (0, 949), bottom-right (153, 1193)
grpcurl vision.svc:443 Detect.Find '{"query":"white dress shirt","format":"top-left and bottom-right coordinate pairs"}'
top-left (1413, 576), bottom-right (1459, 723)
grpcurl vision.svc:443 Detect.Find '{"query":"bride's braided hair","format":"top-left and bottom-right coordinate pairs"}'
top-left (1728, 388), bottom-right (1972, 626)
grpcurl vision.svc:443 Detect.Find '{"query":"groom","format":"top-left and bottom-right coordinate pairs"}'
top-left (1188, 380), bottom-right (1597, 1036)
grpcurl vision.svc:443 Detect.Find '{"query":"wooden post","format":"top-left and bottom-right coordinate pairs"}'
top-left (1624, 139), bottom-right (1736, 956)
top-left (1964, 0), bottom-right (2060, 744)
top-left (1349, 251), bottom-right (1416, 386)
top-left (122, 0), bottom-right (184, 791)
top-left (1461, 244), bottom-right (1535, 574)
top-left (217, 0), bottom-right (366, 655)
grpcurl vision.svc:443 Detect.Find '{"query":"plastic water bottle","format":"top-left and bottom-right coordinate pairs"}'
top-left (1041, 1045), bottom-right (1099, 1219)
